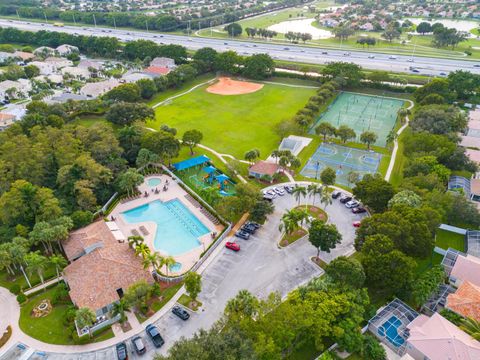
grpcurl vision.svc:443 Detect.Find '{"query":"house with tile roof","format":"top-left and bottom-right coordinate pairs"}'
top-left (248, 161), bottom-right (281, 182)
top-left (56, 44), bottom-right (79, 56)
top-left (62, 221), bottom-right (153, 317)
top-left (446, 281), bottom-right (480, 322)
top-left (79, 79), bottom-right (120, 98)
top-left (405, 312), bottom-right (480, 360)
top-left (449, 254), bottom-right (480, 288)
top-left (150, 57), bottom-right (176, 69)
top-left (143, 65), bottom-right (172, 77)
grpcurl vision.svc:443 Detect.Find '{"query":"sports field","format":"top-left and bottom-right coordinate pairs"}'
top-left (300, 143), bottom-right (382, 186)
top-left (149, 80), bottom-right (316, 159)
top-left (310, 92), bottom-right (404, 147)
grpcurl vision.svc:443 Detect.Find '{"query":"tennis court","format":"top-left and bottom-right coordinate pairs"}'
top-left (300, 143), bottom-right (382, 186)
top-left (311, 92), bottom-right (404, 147)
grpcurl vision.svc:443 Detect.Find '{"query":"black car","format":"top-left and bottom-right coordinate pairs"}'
top-left (146, 324), bottom-right (164, 348)
top-left (352, 207), bottom-right (367, 214)
top-left (131, 336), bottom-right (146, 355)
top-left (116, 342), bottom-right (128, 360)
top-left (241, 224), bottom-right (256, 234)
top-left (235, 230), bottom-right (250, 240)
top-left (172, 306), bottom-right (190, 320)
top-left (332, 190), bottom-right (342, 199)
top-left (246, 221), bottom-right (260, 229)
top-left (339, 196), bottom-right (352, 204)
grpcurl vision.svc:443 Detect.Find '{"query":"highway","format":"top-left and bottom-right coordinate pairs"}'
top-left (1, 18), bottom-right (479, 76)
top-left (2, 18), bottom-right (480, 77)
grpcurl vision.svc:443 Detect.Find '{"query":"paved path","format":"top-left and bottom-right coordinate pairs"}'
top-left (151, 78), bottom-right (216, 109)
top-left (384, 99), bottom-right (414, 182)
top-left (23, 277), bottom-right (62, 296)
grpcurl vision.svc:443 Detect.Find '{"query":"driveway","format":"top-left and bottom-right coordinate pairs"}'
top-left (0, 183), bottom-right (363, 360)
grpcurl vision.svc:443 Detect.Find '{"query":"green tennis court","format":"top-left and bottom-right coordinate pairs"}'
top-left (300, 143), bottom-right (382, 186)
top-left (311, 92), bottom-right (404, 147)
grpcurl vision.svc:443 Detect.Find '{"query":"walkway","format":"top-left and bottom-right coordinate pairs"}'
top-left (384, 99), bottom-right (414, 181)
top-left (151, 78), bottom-right (216, 109)
top-left (23, 277), bottom-right (62, 296)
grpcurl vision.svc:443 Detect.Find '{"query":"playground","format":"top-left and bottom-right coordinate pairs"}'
top-left (173, 155), bottom-right (236, 197)
top-left (311, 92), bottom-right (404, 147)
top-left (300, 143), bottom-right (382, 186)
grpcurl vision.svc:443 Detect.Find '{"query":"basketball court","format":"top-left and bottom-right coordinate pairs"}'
top-left (300, 143), bottom-right (382, 186)
top-left (310, 92), bottom-right (404, 147)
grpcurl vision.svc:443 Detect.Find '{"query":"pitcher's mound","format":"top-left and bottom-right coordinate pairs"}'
top-left (206, 77), bottom-right (263, 95)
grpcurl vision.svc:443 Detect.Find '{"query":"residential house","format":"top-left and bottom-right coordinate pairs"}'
top-left (0, 51), bottom-right (14, 64)
top-left (445, 281), bottom-right (480, 322)
top-left (34, 74), bottom-right (64, 86)
top-left (121, 72), bottom-right (154, 83)
top-left (61, 66), bottom-right (91, 80)
top-left (142, 66), bottom-right (172, 77)
top-left (406, 312), bottom-right (480, 359)
top-left (0, 113), bottom-right (16, 131)
top-left (33, 46), bottom-right (55, 57)
top-left (44, 57), bottom-right (73, 71)
top-left (447, 252), bottom-right (480, 288)
top-left (29, 61), bottom-right (56, 76)
top-left (56, 44), bottom-right (79, 56)
top-left (62, 221), bottom-right (153, 317)
top-left (248, 161), bottom-right (281, 182)
top-left (49, 93), bottom-right (89, 104)
top-left (150, 57), bottom-right (176, 69)
top-left (13, 51), bottom-right (35, 62)
top-left (80, 79), bottom-right (120, 98)
top-left (78, 59), bottom-right (103, 71)
top-left (0, 79), bottom-right (31, 99)
top-left (359, 22), bottom-right (374, 31)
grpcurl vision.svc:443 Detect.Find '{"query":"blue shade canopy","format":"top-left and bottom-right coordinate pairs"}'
top-left (173, 155), bottom-right (210, 171)
top-left (215, 174), bottom-right (230, 182)
top-left (203, 166), bottom-right (217, 174)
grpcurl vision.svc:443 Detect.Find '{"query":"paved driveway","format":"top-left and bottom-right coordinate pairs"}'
top-left (1, 183), bottom-right (363, 360)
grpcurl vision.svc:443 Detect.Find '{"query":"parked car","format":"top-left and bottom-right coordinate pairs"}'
top-left (263, 194), bottom-right (275, 202)
top-left (241, 224), bottom-right (256, 234)
top-left (263, 189), bottom-right (277, 198)
top-left (145, 324), bottom-right (164, 348)
top-left (225, 241), bottom-right (240, 251)
top-left (274, 187), bottom-right (286, 196)
top-left (116, 342), bottom-right (128, 360)
top-left (352, 207), bottom-right (367, 214)
top-left (235, 230), bottom-right (250, 240)
top-left (353, 221), bottom-right (361, 228)
top-left (246, 221), bottom-right (260, 229)
top-left (339, 196), bottom-right (352, 204)
top-left (172, 305), bottom-right (190, 320)
top-left (131, 336), bottom-right (146, 355)
top-left (332, 190), bottom-right (341, 199)
top-left (345, 200), bottom-right (359, 208)
top-left (321, 51), bottom-right (328, 54)
top-left (284, 185), bottom-right (294, 194)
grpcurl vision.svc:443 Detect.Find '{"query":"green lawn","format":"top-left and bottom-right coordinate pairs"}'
top-left (178, 294), bottom-right (202, 311)
top-left (0, 263), bottom-right (57, 291)
top-left (435, 229), bottom-right (466, 252)
top-left (280, 227), bottom-right (308, 247)
top-left (136, 282), bottom-right (183, 323)
top-left (149, 80), bottom-right (316, 159)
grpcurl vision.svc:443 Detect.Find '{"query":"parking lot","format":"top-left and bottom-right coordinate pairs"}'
top-left (2, 182), bottom-right (365, 360)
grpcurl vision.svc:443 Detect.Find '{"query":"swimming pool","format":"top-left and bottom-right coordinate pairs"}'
top-left (147, 178), bottom-right (162, 187)
top-left (169, 262), bottom-right (182, 272)
top-left (121, 199), bottom-right (209, 256)
top-left (378, 316), bottom-right (405, 347)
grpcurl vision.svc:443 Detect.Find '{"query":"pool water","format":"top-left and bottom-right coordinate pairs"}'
top-left (121, 199), bottom-right (209, 256)
top-left (169, 262), bottom-right (182, 272)
top-left (378, 316), bottom-right (405, 347)
top-left (147, 178), bottom-right (162, 187)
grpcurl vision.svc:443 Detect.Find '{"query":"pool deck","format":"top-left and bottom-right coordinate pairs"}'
top-left (109, 175), bottom-right (225, 275)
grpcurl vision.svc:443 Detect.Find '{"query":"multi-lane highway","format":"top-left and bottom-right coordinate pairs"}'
top-left (0, 18), bottom-right (479, 76)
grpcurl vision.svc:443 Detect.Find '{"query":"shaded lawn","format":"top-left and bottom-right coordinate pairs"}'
top-left (178, 293), bottom-right (202, 311)
top-left (435, 229), bottom-right (466, 252)
top-left (136, 282), bottom-right (183, 323)
top-left (149, 81), bottom-right (316, 159)
top-left (0, 263), bottom-right (57, 291)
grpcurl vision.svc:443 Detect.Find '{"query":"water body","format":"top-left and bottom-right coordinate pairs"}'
top-left (268, 18), bottom-right (333, 39)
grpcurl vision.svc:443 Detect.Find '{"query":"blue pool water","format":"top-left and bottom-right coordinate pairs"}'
top-left (378, 316), bottom-right (405, 347)
top-left (169, 262), bottom-right (182, 272)
top-left (121, 199), bottom-right (209, 256)
top-left (147, 178), bottom-right (162, 187)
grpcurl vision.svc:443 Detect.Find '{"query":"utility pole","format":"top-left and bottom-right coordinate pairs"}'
top-left (72, 13), bottom-right (76, 26)
top-left (146, 19), bottom-right (149, 33)
top-left (93, 13), bottom-right (97, 28)
top-left (210, 20), bottom-right (212, 37)
top-left (188, 20), bottom-right (191, 36)
top-left (15, 9), bottom-right (20, 21)
top-left (43, 11), bottom-right (48, 24)
top-left (113, 16), bottom-right (116, 30)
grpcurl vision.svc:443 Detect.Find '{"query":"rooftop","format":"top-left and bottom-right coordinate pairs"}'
top-left (451, 253), bottom-right (480, 287)
top-left (446, 281), bottom-right (480, 322)
top-left (249, 161), bottom-right (280, 177)
top-left (143, 66), bottom-right (171, 76)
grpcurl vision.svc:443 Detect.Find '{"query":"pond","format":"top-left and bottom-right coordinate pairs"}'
top-left (268, 18), bottom-right (333, 39)
top-left (405, 17), bottom-right (479, 33)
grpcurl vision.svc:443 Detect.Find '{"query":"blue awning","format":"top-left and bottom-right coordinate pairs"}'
top-left (203, 165), bottom-right (217, 174)
top-left (215, 174), bottom-right (230, 183)
top-left (173, 155), bottom-right (210, 171)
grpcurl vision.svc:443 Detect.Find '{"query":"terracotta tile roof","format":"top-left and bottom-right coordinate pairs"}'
top-left (63, 221), bottom-right (114, 261)
top-left (451, 255), bottom-right (480, 287)
top-left (143, 66), bottom-right (171, 75)
top-left (13, 51), bottom-right (34, 61)
top-left (407, 313), bottom-right (480, 360)
top-left (446, 281), bottom-right (480, 321)
top-left (63, 221), bottom-right (153, 311)
top-left (249, 161), bottom-right (280, 177)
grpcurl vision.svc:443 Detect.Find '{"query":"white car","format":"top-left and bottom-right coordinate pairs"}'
top-left (368, 55), bottom-right (375, 59)
top-left (388, 55), bottom-right (397, 60)
top-left (274, 187), bottom-right (285, 196)
top-left (407, 58), bottom-right (414, 62)
top-left (263, 189), bottom-right (277, 198)
top-left (345, 200), bottom-right (359, 208)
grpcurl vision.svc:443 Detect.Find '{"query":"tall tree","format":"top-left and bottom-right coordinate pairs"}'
top-left (308, 221), bottom-right (342, 259)
top-left (182, 130), bottom-right (203, 155)
top-left (25, 251), bottom-right (48, 289)
top-left (184, 271), bottom-right (202, 302)
top-left (353, 174), bottom-right (395, 213)
top-left (360, 131), bottom-right (378, 149)
top-left (320, 167), bottom-right (336, 186)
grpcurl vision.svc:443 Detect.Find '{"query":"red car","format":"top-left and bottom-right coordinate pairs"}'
top-left (353, 221), bottom-right (361, 228)
top-left (225, 241), bottom-right (240, 251)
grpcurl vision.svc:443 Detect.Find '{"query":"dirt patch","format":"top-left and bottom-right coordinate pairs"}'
top-left (206, 77), bottom-right (264, 95)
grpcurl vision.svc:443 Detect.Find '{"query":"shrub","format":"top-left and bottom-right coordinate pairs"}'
top-left (9, 284), bottom-right (21, 295)
top-left (16, 293), bottom-right (27, 304)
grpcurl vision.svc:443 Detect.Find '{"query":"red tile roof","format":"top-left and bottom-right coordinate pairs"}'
top-left (447, 281), bottom-right (480, 322)
top-left (143, 66), bottom-right (171, 75)
top-left (249, 161), bottom-right (280, 177)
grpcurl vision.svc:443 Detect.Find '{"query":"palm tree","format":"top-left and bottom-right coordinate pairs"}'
top-left (271, 150), bottom-right (281, 164)
top-left (0, 249), bottom-right (14, 276)
top-left (244, 149), bottom-right (260, 163)
top-left (161, 256), bottom-right (176, 277)
top-left (25, 251), bottom-right (48, 290)
top-left (75, 307), bottom-right (96, 338)
top-left (292, 185), bottom-right (307, 206)
top-left (49, 254), bottom-right (67, 278)
top-left (460, 317), bottom-right (480, 341)
top-left (135, 243), bottom-right (151, 259)
top-left (320, 186), bottom-right (333, 210)
top-left (278, 209), bottom-right (301, 236)
top-left (128, 235), bottom-right (144, 249)
top-left (111, 299), bottom-right (131, 324)
top-left (142, 252), bottom-right (162, 272)
top-left (307, 183), bottom-right (321, 207)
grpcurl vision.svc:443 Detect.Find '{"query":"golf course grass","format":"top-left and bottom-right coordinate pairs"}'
top-left (149, 80), bottom-right (316, 159)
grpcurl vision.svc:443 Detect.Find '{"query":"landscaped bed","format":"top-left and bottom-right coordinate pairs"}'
top-left (293, 205), bottom-right (328, 222)
top-left (178, 294), bottom-right (202, 311)
top-left (135, 282), bottom-right (184, 323)
top-left (280, 228), bottom-right (308, 247)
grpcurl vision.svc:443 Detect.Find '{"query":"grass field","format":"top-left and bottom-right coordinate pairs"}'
top-left (149, 79), bottom-right (316, 159)
top-left (435, 229), bottom-right (466, 252)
